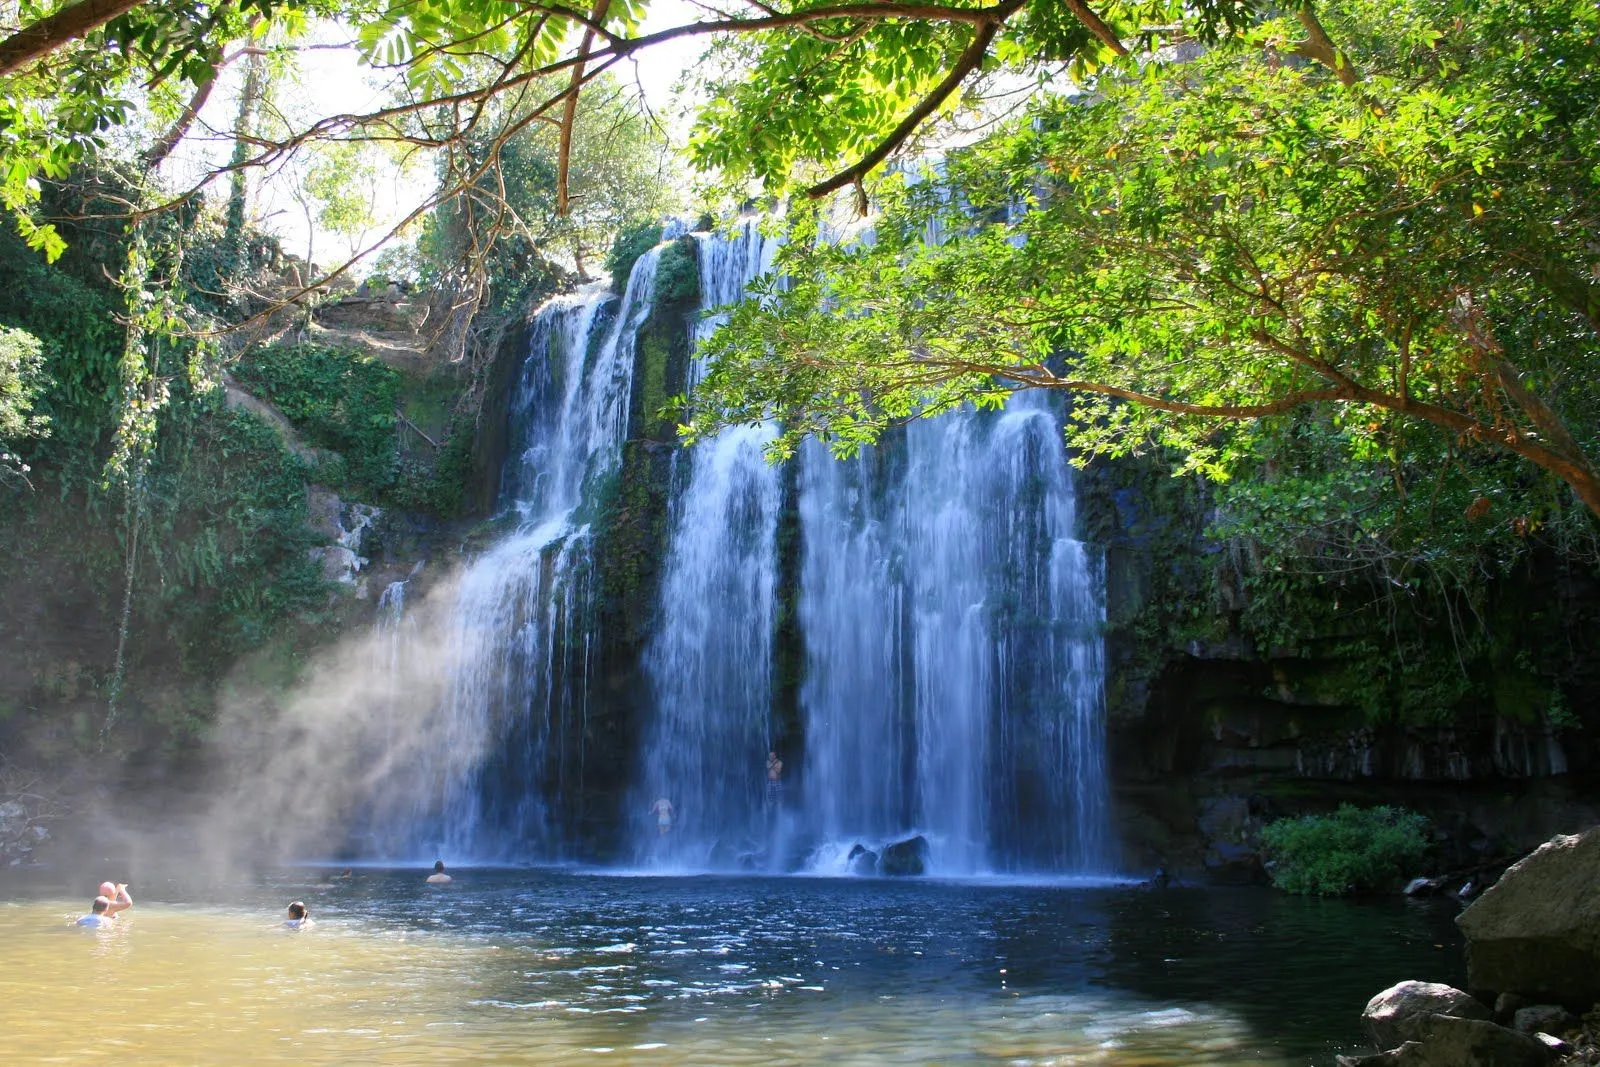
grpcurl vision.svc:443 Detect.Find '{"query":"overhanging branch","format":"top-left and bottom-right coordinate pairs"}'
top-left (805, 0), bottom-right (1024, 204)
top-left (0, 0), bottom-right (144, 77)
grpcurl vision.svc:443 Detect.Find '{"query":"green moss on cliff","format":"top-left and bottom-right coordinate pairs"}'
top-left (654, 237), bottom-right (699, 306)
top-left (1081, 443), bottom-right (1600, 734)
top-left (591, 282), bottom-right (694, 649)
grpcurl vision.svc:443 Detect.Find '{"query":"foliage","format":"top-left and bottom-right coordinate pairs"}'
top-left (653, 238), bottom-right (699, 306)
top-left (691, 0), bottom-right (1600, 525)
top-left (2, 0), bottom-right (1288, 274)
top-left (0, 325), bottom-right (47, 482)
top-left (299, 140), bottom-right (381, 266)
top-left (1260, 805), bottom-right (1430, 895)
top-left (0, 223), bottom-right (124, 463)
top-left (606, 220), bottom-right (663, 294)
top-left (0, 0), bottom-right (335, 259)
top-left (232, 343), bottom-right (401, 495)
top-left (418, 75), bottom-right (677, 314)
top-left (686, 0), bottom-right (1274, 197)
top-left (134, 400), bottom-right (328, 679)
top-left (387, 409), bottom-right (476, 516)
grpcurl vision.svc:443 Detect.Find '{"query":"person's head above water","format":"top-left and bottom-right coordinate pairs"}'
top-left (287, 901), bottom-right (307, 921)
top-left (98, 881), bottom-right (116, 897)
top-left (90, 896), bottom-right (111, 915)
top-left (433, 860), bottom-right (446, 873)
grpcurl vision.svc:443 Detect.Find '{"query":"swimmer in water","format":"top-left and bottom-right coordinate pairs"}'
top-left (95, 881), bottom-right (132, 917)
top-left (77, 896), bottom-right (114, 927)
top-left (283, 901), bottom-right (313, 929)
top-left (425, 860), bottom-right (452, 885)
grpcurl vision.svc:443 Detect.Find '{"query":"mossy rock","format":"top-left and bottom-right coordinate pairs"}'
top-left (653, 236), bottom-right (699, 306)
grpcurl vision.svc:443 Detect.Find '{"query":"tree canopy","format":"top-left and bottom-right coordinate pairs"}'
top-left (0, 0), bottom-right (1321, 265)
top-left (688, 0), bottom-right (1600, 523)
top-left (3, 0), bottom-right (1598, 523)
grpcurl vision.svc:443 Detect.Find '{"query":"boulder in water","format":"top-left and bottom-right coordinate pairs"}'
top-left (1362, 981), bottom-right (1492, 1049)
top-left (1456, 827), bottom-right (1600, 1009)
top-left (880, 835), bottom-right (929, 876)
top-left (846, 844), bottom-right (879, 876)
top-left (1532, 1033), bottom-right (1573, 1058)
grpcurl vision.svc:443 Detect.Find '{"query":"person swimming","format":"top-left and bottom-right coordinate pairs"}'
top-left (76, 896), bottom-right (114, 928)
top-left (95, 881), bottom-right (132, 917)
top-left (283, 901), bottom-right (313, 929)
top-left (425, 860), bottom-right (452, 885)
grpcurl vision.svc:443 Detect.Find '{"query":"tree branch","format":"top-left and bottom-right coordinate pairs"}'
top-left (1062, 0), bottom-right (1127, 56)
top-left (1292, 1), bottom-right (1358, 86)
top-left (805, 0), bottom-right (1023, 204)
top-left (557, 0), bottom-right (611, 221)
top-left (0, 0), bottom-right (144, 77)
top-left (142, 68), bottom-right (220, 170)
top-left (1254, 323), bottom-right (1600, 516)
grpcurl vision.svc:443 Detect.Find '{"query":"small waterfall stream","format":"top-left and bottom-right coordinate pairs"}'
top-left (633, 221), bottom-right (782, 867)
top-left (798, 396), bottom-right (1110, 875)
top-left (405, 248), bottom-right (666, 859)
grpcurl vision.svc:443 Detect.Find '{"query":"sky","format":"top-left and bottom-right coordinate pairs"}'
top-left (160, 0), bottom-right (708, 269)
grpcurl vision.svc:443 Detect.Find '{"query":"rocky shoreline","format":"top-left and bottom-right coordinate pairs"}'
top-left (1341, 827), bottom-right (1600, 1066)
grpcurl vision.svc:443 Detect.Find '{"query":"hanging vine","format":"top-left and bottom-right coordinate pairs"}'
top-left (100, 217), bottom-right (187, 749)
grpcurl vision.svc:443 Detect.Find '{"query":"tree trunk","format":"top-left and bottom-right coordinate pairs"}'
top-left (143, 73), bottom-right (218, 171)
top-left (224, 50), bottom-right (266, 255)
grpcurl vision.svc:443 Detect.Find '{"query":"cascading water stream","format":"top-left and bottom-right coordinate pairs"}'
top-left (797, 395), bottom-right (1111, 876)
top-left (632, 220), bottom-right (783, 867)
top-left (403, 246), bottom-right (668, 860)
top-left (375, 214), bottom-right (1110, 875)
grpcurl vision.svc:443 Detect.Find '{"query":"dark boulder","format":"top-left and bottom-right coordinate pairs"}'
top-left (1400, 1015), bottom-right (1553, 1067)
top-left (1196, 795), bottom-right (1266, 884)
top-left (1512, 1006), bottom-right (1576, 1037)
top-left (846, 844), bottom-right (879, 876)
top-left (1494, 993), bottom-right (1531, 1023)
top-left (880, 835), bottom-right (930, 876)
top-left (1456, 827), bottom-right (1600, 1009)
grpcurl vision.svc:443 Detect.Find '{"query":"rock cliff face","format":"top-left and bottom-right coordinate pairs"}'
top-left (1079, 456), bottom-right (1600, 881)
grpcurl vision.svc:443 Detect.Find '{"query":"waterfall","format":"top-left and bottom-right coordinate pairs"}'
top-left (374, 214), bottom-right (1110, 874)
top-left (797, 394), bottom-right (1111, 875)
top-left (405, 248), bottom-right (666, 860)
top-left (633, 220), bottom-right (783, 867)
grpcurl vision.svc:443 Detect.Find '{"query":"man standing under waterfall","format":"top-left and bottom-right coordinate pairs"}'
top-left (765, 751), bottom-right (784, 811)
top-left (651, 796), bottom-right (675, 835)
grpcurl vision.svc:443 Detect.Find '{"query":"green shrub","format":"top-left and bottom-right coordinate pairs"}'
top-left (606, 220), bottom-right (662, 293)
top-left (653, 236), bottom-right (699, 305)
top-left (233, 342), bottom-right (400, 495)
top-left (1260, 805), bottom-right (1429, 896)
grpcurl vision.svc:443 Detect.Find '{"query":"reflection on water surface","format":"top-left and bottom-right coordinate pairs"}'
top-left (0, 870), bottom-right (1463, 1065)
